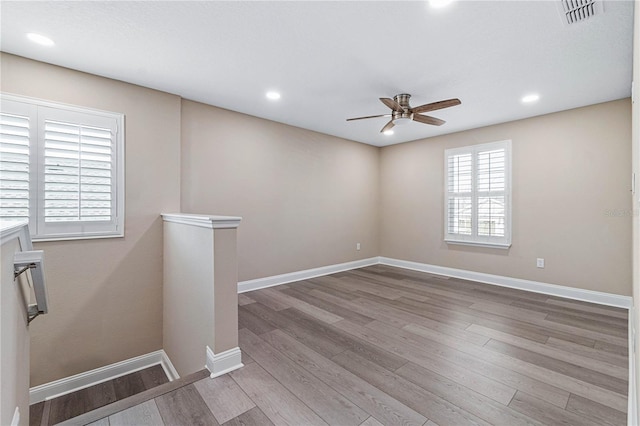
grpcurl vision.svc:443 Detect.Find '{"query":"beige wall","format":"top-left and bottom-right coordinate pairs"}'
top-left (212, 228), bottom-right (239, 354)
top-left (632, 0), bottom-right (639, 417)
top-left (181, 100), bottom-right (380, 281)
top-left (1, 54), bottom-right (182, 386)
top-left (162, 221), bottom-right (215, 376)
top-left (163, 218), bottom-right (240, 376)
top-left (1, 230), bottom-right (31, 426)
top-left (1, 52), bottom-right (632, 389)
top-left (381, 99), bottom-right (632, 296)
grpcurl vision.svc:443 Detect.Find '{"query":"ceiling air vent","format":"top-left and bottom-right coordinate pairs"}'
top-left (558, 0), bottom-right (603, 25)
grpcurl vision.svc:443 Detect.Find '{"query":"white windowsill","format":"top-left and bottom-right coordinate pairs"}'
top-left (445, 239), bottom-right (512, 249)
top-left (32, 232), bottom-right (124, 243)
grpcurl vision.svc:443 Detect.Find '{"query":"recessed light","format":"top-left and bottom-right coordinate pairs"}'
top-left (429, 0), bottom-right (455, 8)
top-left (266, 91), bottom-right (281, 100)
top-left (521, 93), bottom-right (540, 103)
top-left (383, 130), bottom-right (394, 136)
top-left (27, 33), bottom-right (54, 47)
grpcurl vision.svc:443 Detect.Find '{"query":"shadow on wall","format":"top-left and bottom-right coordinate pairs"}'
top-left (29, 216), bottom-right (164, 387)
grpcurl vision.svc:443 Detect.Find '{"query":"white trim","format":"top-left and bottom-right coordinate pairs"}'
top-left (205, 346), bottom-right (243, 378)
top-left (29, 350), bottom-right (178, 404)
top-left (444, 139), bottom-right (512, 248)
top-left (10, 407), bottom-right (19, 426)
top-left (2, 92), bottom-right (124, 118)
top-left (161, 213), bottom-right (242, 229)
top-left (1, 94), bottom-right (126, 242)
top-left (629, 307), bottom-right (638, 426)
top-left (445, 239), bottom-right (511, 249)
top-left (238, 257), bottom-right (379, 293)
top-left (379, 257), bottom-right (633, 309)
top-left (160, 350), bottom-right (180, 382)
top-left (0, 222), bottom-right (33, 250)
top-left (237, 255), bottom-right (632, 308)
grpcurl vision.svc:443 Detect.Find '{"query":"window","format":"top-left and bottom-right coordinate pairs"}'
top-left (0, 94), bottom-right (124, 241)
top-left (444, 140), bottom-right (511, 248)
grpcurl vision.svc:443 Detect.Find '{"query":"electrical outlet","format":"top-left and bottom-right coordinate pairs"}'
top-left (356, 243), bottom-right (361, 251)
top-left (536, 258), bottom-right (545, 268)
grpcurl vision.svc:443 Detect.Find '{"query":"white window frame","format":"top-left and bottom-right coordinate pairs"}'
top-left (1, 93), bottom-right (125, 241)
top-left (444, 140), bottom-right (512, 249)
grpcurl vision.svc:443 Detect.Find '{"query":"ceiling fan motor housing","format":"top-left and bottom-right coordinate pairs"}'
top-left (392, 94), bottom-right (412, 122)
top-left (394, 93), bottom-right (412, 109)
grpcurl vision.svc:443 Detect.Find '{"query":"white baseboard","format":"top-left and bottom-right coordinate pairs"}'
top-left (237, 257), bottom-right (379, 293)
top-left (237, 255), bottom-right (632, 309)
top-left (206, 346), bottom-right (243, 378)
top-left (160, 350), bottom-right (180, 382)
top-left (29, 350), bottom-right (178, 404)
top-left (379, 257), bottom-right (633, 309)
top-left (11, 407), bottom-right (19, 426)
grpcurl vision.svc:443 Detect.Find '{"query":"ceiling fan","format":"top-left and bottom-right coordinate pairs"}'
top-left (347, 94), bottom-right (461, 133)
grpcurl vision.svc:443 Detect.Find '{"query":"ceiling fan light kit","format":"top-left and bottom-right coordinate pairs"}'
top-left (347, 93), bottom-right (461, 133)
top-left (393, 117), bottom-right (412, 126)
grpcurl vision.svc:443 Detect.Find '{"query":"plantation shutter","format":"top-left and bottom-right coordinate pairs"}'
top-left (43, 120), bottom-right (113, 223)
top-left (38, 106), bottom-right (120, 239)
top-left (476, 147), bottom-right (506, 237)
top-left (444, 140), bottom-right (511, 248)
top-left (446, 152), bottom-right (472, 236)
top-left (0, 100), bottom-right (35, 227)
top-left (0, 95), bottom-right (123, 240)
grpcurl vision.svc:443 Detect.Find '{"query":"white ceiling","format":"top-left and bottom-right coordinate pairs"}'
top-left (0, 1), bottom-right (634, 146)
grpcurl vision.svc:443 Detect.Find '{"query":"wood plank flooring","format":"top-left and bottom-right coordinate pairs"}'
top-left (54, 265), bottom-right (628, 425)
top-left (30, 365), bottom-right (169, 426)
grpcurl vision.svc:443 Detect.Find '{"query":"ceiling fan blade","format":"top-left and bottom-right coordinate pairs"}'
top-left (346, 114), bottom-right (391, 121)
top-left (410, 98), bottom-right (461, 114)
top-left (380, 120), bottom-right (395, 133)
top-left (412, 114), bottom-right (445, 126)
top-left (380, 98), bottom-right (405, 112)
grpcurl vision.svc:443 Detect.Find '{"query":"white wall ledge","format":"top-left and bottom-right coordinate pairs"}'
top-left (0, 222), bottom-right (32, 249)
top-left (161, 213), bottom-right (242, 229)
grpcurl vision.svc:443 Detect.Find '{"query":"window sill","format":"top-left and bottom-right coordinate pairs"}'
top-left (32, 232), bottom-right (124, 243)
top-left (445, 239), bottom-right (511, 249)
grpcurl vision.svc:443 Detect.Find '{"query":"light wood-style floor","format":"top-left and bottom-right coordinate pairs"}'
top-left (63, 265), bottom-right (629, 425)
